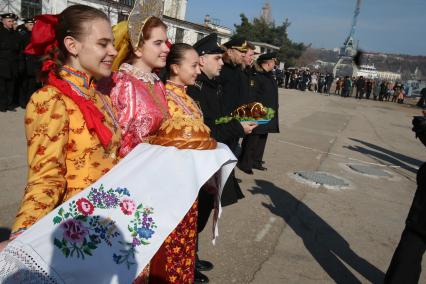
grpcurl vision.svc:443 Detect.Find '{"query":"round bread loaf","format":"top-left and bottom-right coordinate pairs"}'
top-left (150, 116), bottom-right (217, 150)
top-left (232, 102), bottom-right (267, 119)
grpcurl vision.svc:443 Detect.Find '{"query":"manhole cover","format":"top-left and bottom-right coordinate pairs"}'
top-left (294, 171), bottom-right (349, 188)
top-left (348, 164), bottom-right (391, 177)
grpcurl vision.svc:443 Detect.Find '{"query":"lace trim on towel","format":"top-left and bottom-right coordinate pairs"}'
top-left (0, 241), bottom-right (60, 284)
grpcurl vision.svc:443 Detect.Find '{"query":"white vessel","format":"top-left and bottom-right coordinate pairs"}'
top-left (356, 64), bottom-right (378, 79)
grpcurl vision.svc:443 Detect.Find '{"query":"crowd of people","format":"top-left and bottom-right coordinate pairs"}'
top-left (275, 67), bottom-right (409, 104)
top-left (336, 76), bottom-right (407, 103)
top-left (282, 69), bottom-right (335, 94)
top-left (0, 4), bottom-right (279, 283)
top-left (0, 13), bottom-right (40, 112)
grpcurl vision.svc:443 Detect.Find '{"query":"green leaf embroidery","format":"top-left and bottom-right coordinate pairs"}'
top-left (58, 208), bottom-right (65, 216)
top-left (54, 238), bottom-right (62, 249)
top-left (87, 242), bottom-right (97, 250)
top-left (63, 247), bottom-right (70, 257)
top-left (83, 247), bottom-right (93, 256)
top-left (53, 216), bottom-right (62, 225)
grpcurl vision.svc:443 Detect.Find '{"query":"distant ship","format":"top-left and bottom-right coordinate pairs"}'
top-left (355, 64), bottom-right (378, 79)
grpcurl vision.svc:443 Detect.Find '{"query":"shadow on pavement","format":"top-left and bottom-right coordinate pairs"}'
top-left (249, 180), bottom-right (384, 284)
top-left (0, 227), bottom-right (10, 242)
top-left (345, 138), bottom-right (422, 174)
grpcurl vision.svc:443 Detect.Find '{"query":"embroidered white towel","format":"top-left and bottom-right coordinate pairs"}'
top-left (0, 143), bottom-right (236, 284)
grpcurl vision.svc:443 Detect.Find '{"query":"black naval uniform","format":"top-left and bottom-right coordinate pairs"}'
top-left (188, 72), bottom-right (245, 232)
top-left (188, 72), bottom-right (246, 283)
top-left (0, 22), bottom-right (21, 111)
top-left (238, 58), bottom-right (280, 172)
top-left (18, 24), bottom-right (41, 108)
top-left (384, 117), bottom-right (426, 284)
top-left (218, 60), bottom-right (245, 117)
top-left (240, 65), bottom-right (257, 104)
top-left (217, 38), bottom-right (251, 158)
top-left (189, 34), bottom-right (249, 282)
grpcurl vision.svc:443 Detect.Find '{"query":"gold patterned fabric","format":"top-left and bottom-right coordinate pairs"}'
top-left (149, 81), bottom-right (217, 150)
top-left (11, 66), bottom-right (121, 236)
top-left (128, 0), bottom-right (165, 49)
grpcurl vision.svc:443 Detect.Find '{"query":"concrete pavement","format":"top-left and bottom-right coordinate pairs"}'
top-left (0, 89), bottom-right (425, 283)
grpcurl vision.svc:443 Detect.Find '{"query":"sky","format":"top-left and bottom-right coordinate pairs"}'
top-left (186, 0), bottom-right (426, 56)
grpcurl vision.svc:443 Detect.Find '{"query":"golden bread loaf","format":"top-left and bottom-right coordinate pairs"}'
top-left (232, 102), bottom-right (267, 119)
top-left (150, 116), bottom-right (217, 150)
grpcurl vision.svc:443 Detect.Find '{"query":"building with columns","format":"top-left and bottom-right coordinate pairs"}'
top-left (1, 0), bottom-right (231, 45)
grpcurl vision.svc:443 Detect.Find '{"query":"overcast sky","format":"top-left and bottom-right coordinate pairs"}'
top-left (186, 0), bottom-right (426, 56)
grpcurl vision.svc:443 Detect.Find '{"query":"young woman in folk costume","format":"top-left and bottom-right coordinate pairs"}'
top-left (146, 43), bottom-right (217, 283)
top-left (108, 1), bottom-right (217, 281)
top-left (107, 8), bottom-right (170, 158)
top-left (0, 5), bottom-right (120, 250)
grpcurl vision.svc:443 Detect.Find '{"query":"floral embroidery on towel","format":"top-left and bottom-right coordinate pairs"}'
top-left (52, 185), bottom-right (156, 269)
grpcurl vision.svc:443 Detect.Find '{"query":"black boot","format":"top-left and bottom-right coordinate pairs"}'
top-left (194, 269), bottom-right (209, 283)
top-left (253, 165), bottom-right (267, 171)
top-left (237, 163), bottom-right (253, 175)
top-left (196, 255), bottom-right (214, 271)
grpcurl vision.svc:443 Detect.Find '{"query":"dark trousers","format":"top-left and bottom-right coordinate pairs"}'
top-left (0, 77), bottom-right (15, 111)
top-left (385, 175), bottom-right (426, 284)
top-left (256, 134), bottom-right (268, 165)
top-left (196, 188), bottom-right (214, 255)
top-left (239, 133), bottom-right (268, 170)
top-left (196, 171), bottom-right (244, 254)
top-left (366, 90), bottom-right (371, 99)
top-left (356, 89), bottom-right (364, 99)
top-left (197, 189), bottom-right (215, 234)
top-left (384, 229), bottom-right (426, 284)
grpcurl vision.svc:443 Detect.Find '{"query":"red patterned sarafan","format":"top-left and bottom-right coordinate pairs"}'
top-left (144, 201), bottom-right (198, 283)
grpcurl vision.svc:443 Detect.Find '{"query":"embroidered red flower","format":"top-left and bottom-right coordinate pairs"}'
top-left (50, 113), bottom-right (62, 119)
top-left (66, 140), bottom-right (77, 152)
top-left (36, 145), bottom-right (46, 155)
top-left (35, 105), bottom-right (48, 114)
top-left (91, 162), bottom-right (100, 168)
top-left (76, 198), bottom-right (94, 216)
top-left (67, 175), bottom-right (77, 180)
top-left (61, 219), bottom-right (89, 244)
top-left (67, 109), bottom-right (75, 115)
top-left (119, 198), bottom-right (136, 215)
